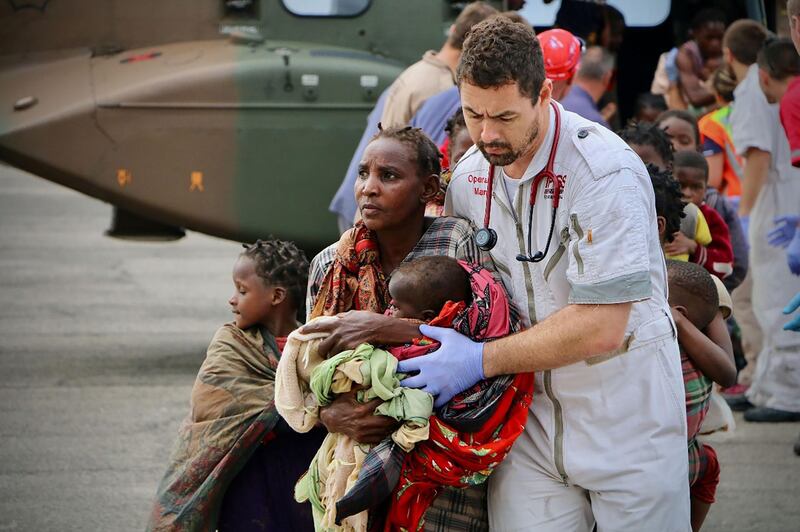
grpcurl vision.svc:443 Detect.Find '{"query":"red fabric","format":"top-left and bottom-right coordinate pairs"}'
top-left (690, 444), bottom-right (720, 504)
top-left (693, 204), bottom-right (734, 280)
top-left (385, 374), bottom-right (533, 531)
top-left (385, 262), bottom-right (533, 531)
top-left (439, 138), bottom-right (450, 171)
top-left (780, 77), bottom-right (800, 168)
top-left (275, 336), bottom-right (288, 352)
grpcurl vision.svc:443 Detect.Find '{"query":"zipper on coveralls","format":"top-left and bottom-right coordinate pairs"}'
top-left (501, 182), bottom-right (567, 484)
top-left (570, 213), bottom-right (585, 275)
top-left (542, 227), bottom-right (570, 282)
top-left (544, 369), bottom-right (569, 486)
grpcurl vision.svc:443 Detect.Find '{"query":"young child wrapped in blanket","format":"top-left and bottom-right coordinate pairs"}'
top-left (275, 256), bottom-right (533, 531)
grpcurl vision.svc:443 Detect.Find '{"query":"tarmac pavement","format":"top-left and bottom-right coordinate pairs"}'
top-left (0, 164), bottom-right (798, 531)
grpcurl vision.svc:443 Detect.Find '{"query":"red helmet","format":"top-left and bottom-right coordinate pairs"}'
top-left (537, 29), bottom-right (584, 81)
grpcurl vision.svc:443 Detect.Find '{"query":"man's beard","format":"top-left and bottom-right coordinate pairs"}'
top-left (476, 120), bottom-right (540, 167)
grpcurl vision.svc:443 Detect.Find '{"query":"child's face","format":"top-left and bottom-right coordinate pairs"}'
top-left (675, 166), bottom-right (707, 207)
top-left (629, 143), bottom-right (668, 171)
top-left (659, 116), bottom-right (697, 153)
top-left (448, 127), bottom-right (474, 169)
top-left (694, 21), bottom-right (725, 60)
top-left (635, 105), bottom-right (662, 124)
top-left (388, 275), bottom-right (430, 321)
top-left (391, 296), bottom-right (426, 320)
top-left (229, 256), bottom-right (273, 330)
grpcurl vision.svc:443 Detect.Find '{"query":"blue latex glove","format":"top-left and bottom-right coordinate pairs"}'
top-left (767, 215), bottom-right (800, 248)
top-left (397, 324), bottom-right (485, 408)
top-left (783, 292), bottom-right (800, 331)
top-left (739, 215), bottom-right (749, 247)
top-left (787, 229), bottom-right (800, 275)
top-left (665, 47), bottom-right (679, 83)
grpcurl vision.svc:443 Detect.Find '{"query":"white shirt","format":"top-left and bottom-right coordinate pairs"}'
top-left (445, 102), bottom-right (668, 331)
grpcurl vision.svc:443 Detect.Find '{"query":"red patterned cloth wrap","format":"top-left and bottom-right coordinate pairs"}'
top-left (310, 221), bottom-right (389, 319)
top-left (384, 261), bottom-right (534, 532)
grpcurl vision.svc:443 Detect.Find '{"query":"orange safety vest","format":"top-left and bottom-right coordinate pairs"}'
top-left (698, 105), bottom-right (743, 197)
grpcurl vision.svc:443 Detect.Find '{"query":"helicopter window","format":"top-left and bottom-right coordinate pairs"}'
top-left (282, 0), bottom-right (370, 17)
top-left (224, 0), bottom-right (258, 18)
top-left (520, 0), bottom-right (670, 28)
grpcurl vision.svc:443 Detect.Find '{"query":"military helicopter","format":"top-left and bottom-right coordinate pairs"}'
top-left (0, 0), bottom-right (778, 251)
top-left (0, 0), bottom-right (502, 250)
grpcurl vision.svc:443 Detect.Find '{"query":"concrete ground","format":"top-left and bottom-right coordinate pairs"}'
top-left (0, 164), bottom-right (798, 531)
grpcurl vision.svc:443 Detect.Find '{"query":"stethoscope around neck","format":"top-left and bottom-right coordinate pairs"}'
top-left (475, 101), bottom-right (564, 263)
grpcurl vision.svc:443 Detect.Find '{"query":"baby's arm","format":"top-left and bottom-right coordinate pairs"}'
top-left (672, 308), bottom-right (737, 387)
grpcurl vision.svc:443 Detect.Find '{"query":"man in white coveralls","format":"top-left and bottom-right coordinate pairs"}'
top-left (398, 16), bottom-right (691, 531)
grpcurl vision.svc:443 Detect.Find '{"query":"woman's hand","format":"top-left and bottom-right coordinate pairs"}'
top-left (301, 310), bottom-right (420, 358)
top-left (318, 389), bottom-right (399, 444)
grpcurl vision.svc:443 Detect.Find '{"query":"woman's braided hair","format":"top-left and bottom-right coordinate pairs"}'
top-left (372, 124), bottom-right (442, 178)
top-left (241, 238), bottom-right (309, 321)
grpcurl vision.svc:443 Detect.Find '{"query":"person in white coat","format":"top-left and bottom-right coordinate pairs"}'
top-left (727, 22), bottom-right (800, 421)
top-left (397, 16), bottom-right (691, 531)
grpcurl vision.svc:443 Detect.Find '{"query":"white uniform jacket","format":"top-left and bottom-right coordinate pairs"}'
top-left (445, 103), bottom-right (690, 531)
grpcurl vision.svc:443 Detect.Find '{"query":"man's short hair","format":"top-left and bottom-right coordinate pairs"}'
top-left (576, 46), bottom-right (615, 81)
top-left (448, 1), bottom-right (499, 50)
top-left (757, 37), bottom-right (800, 80)
top-left (789, 0), bottom-right (800, 17)
top-left (457, 16), bottom-right (546, 103)
top-left (723, 19), bottom-right (769, 66)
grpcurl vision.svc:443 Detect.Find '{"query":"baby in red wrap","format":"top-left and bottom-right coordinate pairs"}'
top-left (335, 255), bottom-right (533, 532)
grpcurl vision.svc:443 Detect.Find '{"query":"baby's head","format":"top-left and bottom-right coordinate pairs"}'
top-left (667, 260), bottom-right (719, 331)
top-left (230, 239), bottom-right (309, 329)
top-left (388, 256), bottom-right (472, 321)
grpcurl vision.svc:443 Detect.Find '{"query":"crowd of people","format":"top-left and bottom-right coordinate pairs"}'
top-left (146, 2), bottom-right (800, 531)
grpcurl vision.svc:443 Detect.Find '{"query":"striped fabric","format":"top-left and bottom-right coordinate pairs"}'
top-left (682, 350), bottom-right (712, 485)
